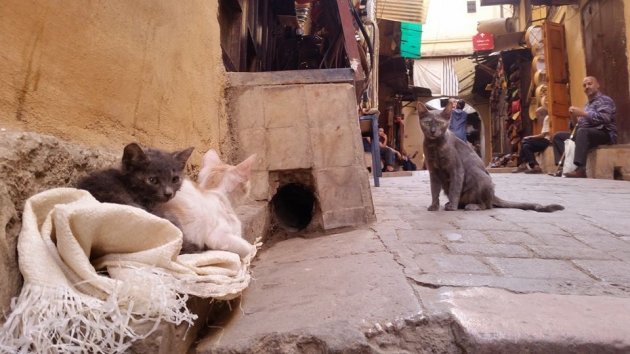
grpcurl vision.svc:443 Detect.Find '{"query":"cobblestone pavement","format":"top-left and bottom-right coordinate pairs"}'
top-left (371, 171), bottom-right (630, 297)
top-left (196, 171), bottom-right (630, 353)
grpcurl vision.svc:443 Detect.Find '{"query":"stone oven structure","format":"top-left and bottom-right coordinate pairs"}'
top-left (226, 69), bottom-right (375, 232)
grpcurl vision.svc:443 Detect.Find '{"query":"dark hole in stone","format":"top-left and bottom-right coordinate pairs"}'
top-left (271, 182), bottom-right (315, 231)
top-left (613, 166), bottom-right (623, 180)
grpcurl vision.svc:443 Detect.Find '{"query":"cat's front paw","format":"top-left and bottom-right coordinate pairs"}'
top-left (444, 202), bottom-right (458, 211)
top-left (427, 204), bottom-right (439, 211)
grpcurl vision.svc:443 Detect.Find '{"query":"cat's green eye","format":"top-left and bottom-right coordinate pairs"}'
top-left (148, 177), bottom-right (159, 185)
top-left (172, 176), bottom-right (181, 183)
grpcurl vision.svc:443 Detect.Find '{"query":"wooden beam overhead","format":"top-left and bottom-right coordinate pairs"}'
top-left (480, 0), bottom-right (519, 6)
top-left (336, 0), bottom-right (366, 85)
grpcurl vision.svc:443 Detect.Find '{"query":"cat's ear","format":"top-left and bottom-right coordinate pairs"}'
top-left (201, 149), bottom-right (222, 169)
top-left (173, 147), bottom-right (194, 169)
top-left (122, 143), bottom-right (148, 170)
top-left (221, 154), bottom-right (257, 193)
top-left (441, 101), bottom-right (453, 119)
top-left (235, 154), bottom-right (257, 179)
top-left (416, 101), bottom-right (429, 118)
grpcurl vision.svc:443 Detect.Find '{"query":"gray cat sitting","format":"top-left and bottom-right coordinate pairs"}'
top-left (77, 143), bottom-right (194, 219)
top-left (417, 102), bottom-right (563, 213)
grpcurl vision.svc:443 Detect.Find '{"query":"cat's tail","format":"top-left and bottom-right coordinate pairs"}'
top-left (492, 196), bottom-right (564, 213)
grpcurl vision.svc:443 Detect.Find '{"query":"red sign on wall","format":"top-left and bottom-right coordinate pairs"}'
top-left (472, 32), bottom-right (495, 51)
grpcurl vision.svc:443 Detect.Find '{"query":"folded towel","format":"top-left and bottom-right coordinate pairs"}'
top-left (0, 188), bottom-right (257, 353)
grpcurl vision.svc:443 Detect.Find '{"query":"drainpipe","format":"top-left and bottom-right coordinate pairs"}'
top-left (363, 0), bottom-right (379, 113)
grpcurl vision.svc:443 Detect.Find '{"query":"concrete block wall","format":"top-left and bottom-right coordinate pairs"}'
top-left (226, 69), bottom-right (375, 231)
top-left (0, 130), bottom-right (270, 353)
top-left (537, 148), bottom-right (556, 174)
top-left (586, 145), bottom-right (630, 180)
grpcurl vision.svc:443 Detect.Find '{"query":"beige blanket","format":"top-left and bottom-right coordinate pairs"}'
top-left (0, 188), bottom-right (257, 353)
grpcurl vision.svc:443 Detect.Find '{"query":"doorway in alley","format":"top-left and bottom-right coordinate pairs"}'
top-left (582, 0), bottom-right (629, 143)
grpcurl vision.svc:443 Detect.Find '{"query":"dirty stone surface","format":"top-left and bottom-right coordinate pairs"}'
top-left (0, 130), bottom-right (118, 316)
top-left (194, 172), bottom-right (630, 353)
top-left (0, 130), bottom-right (270, 354)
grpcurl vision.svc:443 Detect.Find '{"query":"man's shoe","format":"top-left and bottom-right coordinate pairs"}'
top-left (564, 168), bottom-right (586, 178)
top-left (525, 165), bottom-right (543, 174)
top-left (511, 164), bottom-right (528, 173)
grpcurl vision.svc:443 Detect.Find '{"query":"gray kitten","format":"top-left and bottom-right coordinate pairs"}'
top-left (417, 102), bottom-right (563, 213)
top-left (77, 143), bottom-right (194, 219)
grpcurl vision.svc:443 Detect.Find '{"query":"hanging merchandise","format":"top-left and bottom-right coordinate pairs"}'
top-left (511, 98), bottom-right (521, 117)
top-left (504, 59), bottom-right (522, 159)
top-left (528, 100), bottom-right (538, 121)
top-left (540, 95), bottom-right (548, 109)
top-left (508, 89), bottom-right (522, 150)
top-left (531, 55), bottom-right (545, 75)
top-left (525, 25), bottom-right (548, 131)
top-left (535, 84), bottom-right (548, 106)
top-left (525, 25), bottom-right (544, 56)
top-left (533, 70), bottom-right (546, 86)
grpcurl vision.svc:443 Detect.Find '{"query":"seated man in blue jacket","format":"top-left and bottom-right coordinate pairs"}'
top-left (551, 76), bottom-right (617, 178)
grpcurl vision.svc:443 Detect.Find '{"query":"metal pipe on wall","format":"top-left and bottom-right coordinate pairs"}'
top-left (364, 0), bottom-right (379, 112)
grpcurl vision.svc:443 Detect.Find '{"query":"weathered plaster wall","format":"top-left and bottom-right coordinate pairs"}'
top-left (0, 0), bottom-right (227, 163)
top-left (555, 5), bottom-right (587, 108)
top-left (472, 102), bottom-right (491, 166)
top-left (626, 1), bottom-right (630, 97)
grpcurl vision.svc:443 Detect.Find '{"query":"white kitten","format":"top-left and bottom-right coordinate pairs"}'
top-left (159, 150), bottom-right (257, 258)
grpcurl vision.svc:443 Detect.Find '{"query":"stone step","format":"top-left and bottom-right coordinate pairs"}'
top-left (236, 201), bottom-right (270, 245)
top-left (130, 203), bottom-right (270, 354)
top-left (488, 167), bottom-right (514, 173)
top-left (587, 144), bottom-right (630, 180)
top-left (382, 170), bottom-right (413, 177)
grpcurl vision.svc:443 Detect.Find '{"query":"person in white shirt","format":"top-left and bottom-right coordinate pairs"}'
top-left (512, 106), bottom-right (550, 174)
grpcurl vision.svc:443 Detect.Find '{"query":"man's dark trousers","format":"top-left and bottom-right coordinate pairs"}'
top-left (552, 127), bottom-right (611, 166)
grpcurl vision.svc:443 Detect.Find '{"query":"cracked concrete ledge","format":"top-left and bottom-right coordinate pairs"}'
top-left (436, 287), bottom-right (630, 353)
top-left (199, 315), bottom-right (462, 354)
top-left (200, 322), bottom-right (373, 353)
top-left (407, 273), bottom-right (630, 297)
top-left (193, 225), bottom-right (630, 354)
top-left (194, 228), bottom-right (425, 353)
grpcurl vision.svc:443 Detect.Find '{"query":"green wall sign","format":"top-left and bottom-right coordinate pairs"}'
top-left (401, 22), bottom-right (422, 59)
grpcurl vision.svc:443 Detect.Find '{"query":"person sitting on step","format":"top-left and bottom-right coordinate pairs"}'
top-left (377, 127), bottom-right (401, 172)
top-left (362, 127), bottom-right (401, 172)
top-left (512, 106), bottom-right (551, 174)
top-left (551, 76), bottom-right (617, 178)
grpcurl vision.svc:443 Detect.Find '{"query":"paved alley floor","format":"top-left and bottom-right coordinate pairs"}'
top-left (196, 171), bottom-right (630, 353)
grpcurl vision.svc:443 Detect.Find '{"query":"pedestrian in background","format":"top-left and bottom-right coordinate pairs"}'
top-left (449, 99), bottom-right (468, 142)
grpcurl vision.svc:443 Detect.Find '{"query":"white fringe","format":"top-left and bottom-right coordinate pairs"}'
top-left (0, 268), bottom-right (197, 354)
